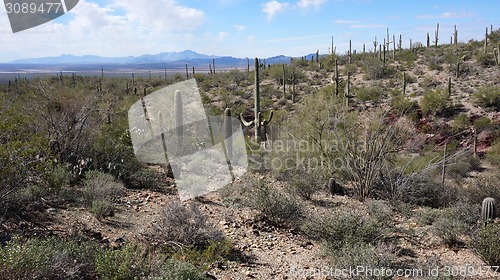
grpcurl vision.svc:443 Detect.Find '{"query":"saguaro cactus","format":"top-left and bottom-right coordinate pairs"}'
top-left (175, 90), bottom-right (183, 139)
top-left (453, 25), bottom-right (458, 46)
top-left (224, 108), bottom-right (233, 159)
top-left (434, 23), bottom-right (439, 47)
top-left (402, 71), bottom-right (407, 96)
top-left (282, 64), bottom-right (286, 101)
top-left (447, 77), bottom-right (452, 96)
top-left (240, 58), bottom-right (273, 142)
top-left (482, 197), bottom-right (496, 225)
top-left (334, 59), bottom-right (339, 96)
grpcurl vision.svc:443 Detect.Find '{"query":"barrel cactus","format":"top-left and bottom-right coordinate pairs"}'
top-left (482, 197), bottom-right (496, 225)
top-left (327, 177), bottom-right (344, 196)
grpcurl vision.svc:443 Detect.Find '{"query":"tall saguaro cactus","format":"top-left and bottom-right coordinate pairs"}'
top-left (334, 59), bottom-right (339, 96)
top-left (175, 90), bottom-right (183, 139)
top-left (240, 58), bottom-right (274, 142)
top-left (224, 108), bottom-right (233, 159)
top-left (402, 71), bottom-right (407, 96)
top-left (434, 23), bottom-right (440, 47)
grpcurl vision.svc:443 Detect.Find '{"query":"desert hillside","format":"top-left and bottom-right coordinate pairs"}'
top-left (0, 29), bottom-right (499, 280)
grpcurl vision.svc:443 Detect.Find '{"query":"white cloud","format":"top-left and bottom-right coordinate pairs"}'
top-left (350, 23), bottom-right (385, 29)
top-left (0, 0), bottom-right (207, 61)
top-left (233, 24), bottom-right (246, 31)
top-left (297, 0), bottom-right (328, 9)
top-left (264, 34), bottom-right (328, 43)
top-left (110, 0), bottom-right (204, 31)
top-left (218, 32), bottom-right (228, 39)
top-left (262, 1), bottom-right (289, 21)
top-left (247, 35), bottom-right (256, 43)
top-left (335, 19), bottom-right (357, 24)
top-left (416, 12), bottom-right (473, 20)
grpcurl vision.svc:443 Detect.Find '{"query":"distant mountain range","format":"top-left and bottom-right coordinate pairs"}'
top-left (4, 50), bottom-right (296, 69)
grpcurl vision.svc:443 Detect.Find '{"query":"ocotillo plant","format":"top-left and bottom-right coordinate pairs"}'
top-left (482, 197), bottom-right (496, 225)
top-left (240, 58), bottom-right (274, 142)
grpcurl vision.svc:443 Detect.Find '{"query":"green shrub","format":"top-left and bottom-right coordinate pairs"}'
top-left (475, 52), bottom-right (496, 67)
top-left (397, 176), bottom-right (454, 208)
top-left (158, 258), bottom-right (209, 280)
top-left (278, 170), bottom-right (324, 201)
top-left (446, 152), bottom-right (481, 182)
top-left (90, 199), bottom-right (115, 218)
top-left (328, 243), bottom-right (385, 279)
top-left (415, 207), bottom-right (440, 225)
top-left (147, 201), bottom-right (224, 248)
top-left (390, 95), bottom-right (419, 113)
top-left (451, 113), bottom-right (470, 133)
top-left (433, 201), bottom-right (480, 246)
top-left (355, 86), bottom-right (384, 103)
top-left (125, 168), bottom-right (164, 190)
top-left (420, 90), bottom-right (453, 116)
top-left (472, 86), bottom-right (500, 110)
top-left (473, 223), bottom-right (500, 266)
top-left (486, 141), bottom-right (500, 166)
top-left (468, 173), bottom-right (500, 208)
top-left (45, 164), bottom-right (74, 190)
top-left (174, 240), bottom-right (232, 271)
top-left (82, 170), bottom-right (125, 218)
top-left (302, 209), bottom-right (383, 250)
top-left (248, 181), bottom-right (303, 227)
top-left (0, 236), bottom-right (97, 280)
top-left (94, 242), bottom-right (169, 280)
top-left (82, 170), bottom-right (126, 205)
top-left (362, 58), bottom-right (395, 80)
top-left (473, 116), bottom-right (494, 130)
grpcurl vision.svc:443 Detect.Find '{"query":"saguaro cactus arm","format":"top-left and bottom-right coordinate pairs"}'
top-left (240, 113), bottom-right (255, 127)
top-left (262, 111), bottom-right (273, 126)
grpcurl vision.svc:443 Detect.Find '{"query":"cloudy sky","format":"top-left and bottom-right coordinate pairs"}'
top-left (1, 0), bottom-right (500, 62)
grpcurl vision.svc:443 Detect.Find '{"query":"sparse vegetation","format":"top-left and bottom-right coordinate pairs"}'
top-left (1, 26), bottom-right (500, 279)
top-left (472, 86), bottom-right (500, 110)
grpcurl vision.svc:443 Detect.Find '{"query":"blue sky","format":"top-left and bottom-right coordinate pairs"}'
top-left (1, 0), bottom-right (500, 62)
